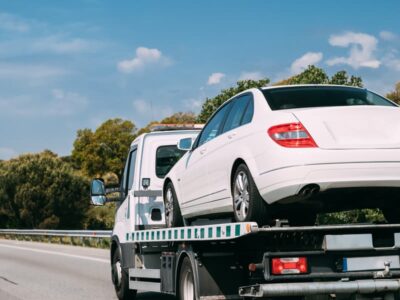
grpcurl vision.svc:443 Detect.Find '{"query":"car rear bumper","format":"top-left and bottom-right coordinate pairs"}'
top-left (256, 162), bottom-right (400, 204)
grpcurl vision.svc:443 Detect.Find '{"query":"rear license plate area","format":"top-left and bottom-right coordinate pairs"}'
top-left (343, 255), bottom-right (400, 272)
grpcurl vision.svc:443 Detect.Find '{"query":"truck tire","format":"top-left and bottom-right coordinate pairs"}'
top-left (232, 164), bottom-right (270, 225)
top-left (164, 182), bottom-right (184, 228)
top-left (112, 247), bottom-right (137, 300)
top-left (179, 257), bottom-right (196, 300)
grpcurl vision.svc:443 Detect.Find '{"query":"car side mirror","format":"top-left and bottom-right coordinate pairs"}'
top-left (177, 137), bottom-right (194, 151)
top-left (90, 179), bottom-right (107, 206)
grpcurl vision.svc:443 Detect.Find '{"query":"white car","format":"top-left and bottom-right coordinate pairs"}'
top-left (163, 85), bottom-right (400, 226)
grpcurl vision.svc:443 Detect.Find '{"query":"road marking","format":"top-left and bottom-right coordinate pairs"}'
top-left (0, 243), bottom-right (109, 264)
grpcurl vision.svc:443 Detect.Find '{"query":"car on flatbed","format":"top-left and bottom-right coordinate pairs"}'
top-left (163, 85), bottom-right (400, 227)
top-left (90, 124), bottom-right (400, 300)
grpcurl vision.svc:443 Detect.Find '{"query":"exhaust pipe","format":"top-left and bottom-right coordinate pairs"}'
top-left (298, 184), bottom-right (320, 198)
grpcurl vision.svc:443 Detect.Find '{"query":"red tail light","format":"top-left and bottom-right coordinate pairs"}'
top-left (268, 122), bottom-right (317, 148)
top-left (271, 257), bottom-right (308, 275)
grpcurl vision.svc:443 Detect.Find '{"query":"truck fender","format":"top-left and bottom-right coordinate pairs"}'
top-left (175, 246), bottom-right (201, 300)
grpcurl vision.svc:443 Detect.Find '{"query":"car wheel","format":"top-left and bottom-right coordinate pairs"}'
top-left (112, 247), bottom-right (137, 300)
top-left (164, 182), bottom-right (183, 228)
top-left (179, 257), bottom-right (196, 300)
top-left (232, 164), bottom-right (269, 225)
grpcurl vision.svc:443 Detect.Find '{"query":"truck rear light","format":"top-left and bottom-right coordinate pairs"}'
top-left (268, 123), bottom-right (317, 148)
top-left (271, 257), bottom-right (308, 275)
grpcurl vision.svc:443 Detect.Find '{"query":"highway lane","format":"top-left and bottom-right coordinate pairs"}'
top-left (0, 239), bottom-right (174, 300)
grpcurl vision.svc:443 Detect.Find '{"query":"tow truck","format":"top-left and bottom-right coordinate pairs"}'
top-left (90, 124), bottom-right (400, 300)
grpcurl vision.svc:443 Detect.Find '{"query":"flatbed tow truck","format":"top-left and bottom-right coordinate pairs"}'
top-left (90, 125), bottom-right (400, 300)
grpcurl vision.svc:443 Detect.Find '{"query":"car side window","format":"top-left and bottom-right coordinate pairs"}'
top-left (240, 95), bottom-right (254, 125)
top-left (197, 102), bottom-right (231, 147)
top-left (222, 95), bottom-right (251, 133)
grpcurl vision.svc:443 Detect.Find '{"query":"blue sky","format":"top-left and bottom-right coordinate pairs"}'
top-left (0, 0), bottom-right (399, 159)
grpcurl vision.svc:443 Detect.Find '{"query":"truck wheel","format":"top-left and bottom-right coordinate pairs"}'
top-left (164, 182), bottom-right (183, 228)
top-left (112, 247), bottom-right (137, 300)
top-left (179, 257), bottom-right (196, 300)
top-left (232, 164), bottom-right (269, 225)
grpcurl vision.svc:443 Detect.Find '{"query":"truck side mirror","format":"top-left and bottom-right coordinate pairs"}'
top-left (90, 179), bottom-right (107, 206)
top-left (177, 137), bottom-right (194, 151)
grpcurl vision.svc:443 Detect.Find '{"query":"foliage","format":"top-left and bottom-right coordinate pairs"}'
top-left (318, 209), bottom-right (385, 225)
top-left (274, 65), bottom-right (363, 87)
top-left (197, 78), bottom-right (270, 123)
top-left (386, 81), bottom-right (400, 104)
top-left (72, 118), bottom-right (136, 177)
top-left (84, 203), bottom-right (115, 229)
top-left (0, 151), bottom-right (89, 229)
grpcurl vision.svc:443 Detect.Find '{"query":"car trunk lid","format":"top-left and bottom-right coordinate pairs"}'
top-left (292, 106), bottom-right (400, 149)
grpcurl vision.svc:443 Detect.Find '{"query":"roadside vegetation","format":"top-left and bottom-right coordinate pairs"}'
top-left (0, 65), bottom-right (399, 230)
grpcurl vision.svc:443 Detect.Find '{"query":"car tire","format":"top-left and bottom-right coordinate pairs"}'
top-left (164, 182), bottom-right (184, 228)
top-left (232, 164), bottom-right (269, 225)
top-left (112, 247), bottom-right (137, 300)
top-left (179, 257), bottom-right (196, 300)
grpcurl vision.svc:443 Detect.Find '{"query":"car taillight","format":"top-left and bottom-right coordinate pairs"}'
top-left (268, 122), bottom-right (317, 148)
top-left (271, 257), bottom-right (308, 275)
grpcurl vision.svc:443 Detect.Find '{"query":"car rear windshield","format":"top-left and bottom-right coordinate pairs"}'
top-left (262, 86), bottom-right (396, 110)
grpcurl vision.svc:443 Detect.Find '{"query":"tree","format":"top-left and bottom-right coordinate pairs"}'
top-left (72, 118), bottom-right (136, 177)
top-left (0, 151), bottom-right (89, 229)
top-left (161, 112), bottom-right (197, 124)
top-left (197, 78), bottom-right (270, 123)
top-left (274, 66), bottom-right (363, 87)
top-left (386, 81), bottom-right (400, 104)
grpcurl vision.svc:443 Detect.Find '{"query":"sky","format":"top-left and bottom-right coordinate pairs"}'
top-left (0, 0), bottom-right (399, 159)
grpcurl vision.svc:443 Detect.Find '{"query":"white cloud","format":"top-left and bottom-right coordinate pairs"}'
top-left (49, 89), bottom-right (88, 115)
top-left (326, 32), bottom-right (381, 69)
top-left (207, 72), bottom-right (225, 85)
top-left (380, 31), bottom-right (397, 41)
top-left (238, 71), bottom-right (265, 81)
top-left (0, 147), bottom-right (17, 160)
top-left (118, 47), bottom-right (169, 73)
top-left (0, 13), bottom-right (30, 32)
top-left (290, 52), bottom-right (323, 74)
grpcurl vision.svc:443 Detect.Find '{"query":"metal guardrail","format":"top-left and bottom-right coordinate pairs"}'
top-left (0, 229), bottom-right (112, 238)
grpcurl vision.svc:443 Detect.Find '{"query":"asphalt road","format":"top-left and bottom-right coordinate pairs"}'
top-left (0, 239), bottom-right (174, 300)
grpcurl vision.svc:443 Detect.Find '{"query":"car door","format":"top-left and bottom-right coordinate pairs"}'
top-left (206, 94), bottom-right (254, 207)
top-left (179, 103), bottom-right (232, 213)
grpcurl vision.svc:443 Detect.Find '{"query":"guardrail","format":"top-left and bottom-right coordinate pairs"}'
top-left (0, 229), bottom-right (112, 238)
top-left (0, 229), bottom-right (113, 248)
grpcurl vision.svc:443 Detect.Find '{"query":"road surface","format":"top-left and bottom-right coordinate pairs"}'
top-left (0, 239), bottom-right (174, 300)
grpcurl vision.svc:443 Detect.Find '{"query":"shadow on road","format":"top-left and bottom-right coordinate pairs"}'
top-left (137, 292), bottom-right (176, 300)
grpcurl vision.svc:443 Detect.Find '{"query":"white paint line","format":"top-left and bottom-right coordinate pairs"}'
top-left (0, 243), bottom-right (109, 264)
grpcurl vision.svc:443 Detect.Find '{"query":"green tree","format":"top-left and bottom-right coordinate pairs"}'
top-left (197, 78), bottom-right (270, 123)
top-left (0, 151), bottom-right (89, 229)
top-left (386, 82), bottom-right (400, 104)
top-left (275, 66), bottom-right (363, 87)
top-left (72, 118), bottom-right (136, 177)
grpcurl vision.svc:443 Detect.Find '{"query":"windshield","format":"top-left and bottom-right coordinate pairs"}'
top-left (262, 86), bottom-right (396, 110)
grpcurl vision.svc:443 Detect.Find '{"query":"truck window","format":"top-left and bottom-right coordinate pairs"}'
top-left (156, 145), bottom-right (186, 178)
top-left (127, 149), bottom-right (137, 190)
top-left (121, 148), bottom-right (137, 200)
